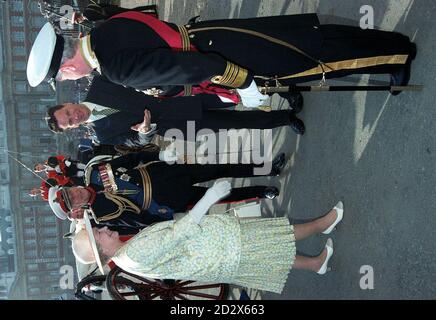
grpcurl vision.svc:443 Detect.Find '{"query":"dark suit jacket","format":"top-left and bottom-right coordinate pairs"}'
top-left (85, 76), bottom-right (232, 145)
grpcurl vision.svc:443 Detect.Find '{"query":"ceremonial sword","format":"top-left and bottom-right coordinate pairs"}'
top-left (259, 84), bottom-right (423, 94)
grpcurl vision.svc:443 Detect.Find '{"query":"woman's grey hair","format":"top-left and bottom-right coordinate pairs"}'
top-left (96, 242), bottom-right (111, 265)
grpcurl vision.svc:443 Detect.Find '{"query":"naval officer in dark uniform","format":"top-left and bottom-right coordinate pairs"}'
top-left (49, 150), bottom-right (286, 234)
top-left (27, 12), bottom-right (416, 105)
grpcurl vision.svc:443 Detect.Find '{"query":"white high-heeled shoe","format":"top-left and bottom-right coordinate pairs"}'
top-left (317, 238), bottom-right (334, 275)
top-left (322, 201), bottom-right (344, 235)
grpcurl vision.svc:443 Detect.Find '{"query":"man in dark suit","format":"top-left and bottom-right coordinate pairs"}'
top-left (46, 75), bottom-right (305, 142)
top-left (49, 150), bottom-right (286, 234)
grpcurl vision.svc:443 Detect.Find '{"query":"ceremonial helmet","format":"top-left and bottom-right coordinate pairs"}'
top-left (48, 186), bottom-right (71, 220)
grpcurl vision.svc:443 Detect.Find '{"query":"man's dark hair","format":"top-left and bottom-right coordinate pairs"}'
top-left (46, 105), bottom-right (66, 133)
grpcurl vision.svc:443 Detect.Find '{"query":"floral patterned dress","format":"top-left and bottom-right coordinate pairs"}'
top-left (112, 213), bottom-right (295, 294)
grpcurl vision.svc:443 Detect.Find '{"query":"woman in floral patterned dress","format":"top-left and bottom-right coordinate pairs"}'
top-left (73, 181), bottom-right (344, 294)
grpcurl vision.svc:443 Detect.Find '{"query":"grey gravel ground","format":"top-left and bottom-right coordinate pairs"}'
top-left (121, 0), bottom-right (436, 299)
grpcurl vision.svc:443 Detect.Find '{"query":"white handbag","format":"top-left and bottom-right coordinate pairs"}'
top-left (230, 202), bottom-right (262, 218)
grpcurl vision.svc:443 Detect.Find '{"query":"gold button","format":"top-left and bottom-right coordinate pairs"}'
top-left (211, 75), bottom-right (222, 84)
top-left (189, 34), bottom-right (195, 39)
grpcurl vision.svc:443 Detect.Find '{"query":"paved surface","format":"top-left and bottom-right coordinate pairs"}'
top-left (120, 0), bottom-right (436, 299)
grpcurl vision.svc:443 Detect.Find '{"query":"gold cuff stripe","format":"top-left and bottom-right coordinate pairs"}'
top-left (278, 54), bottom-right (409, 80)
top-left (178, 26), bottom-right (191, 51)
top-left (138, 167), bottom-right (152, 210)
top-left (227, 63), bottom-right (240, 87)
top-left (233, 67), bottom-right (248, 88)
top-left (211, 62), bottom-right (248, 88)
top-left (221, 62), bottom-right (235, 85)
top-left (184, 85), bottom-right (192, 96)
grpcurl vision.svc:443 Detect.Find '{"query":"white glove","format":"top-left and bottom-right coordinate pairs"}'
top-left (159, 149), bottom-right (180, 162)
top-left (189, 181), bottom-right (232, 223)
top-left (236, 80), bottom-right (269, 108)
top-left (204, 180), bottom-right (232, 204)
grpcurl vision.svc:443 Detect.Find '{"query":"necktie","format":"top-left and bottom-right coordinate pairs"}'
top-left (91, 107), bottom-right (119, 117)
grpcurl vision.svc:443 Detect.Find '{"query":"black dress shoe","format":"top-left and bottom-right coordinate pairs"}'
top-left (271, 153), bottom-right (286, 176)
top-left (390, 42), bottom-right (417, 96)
top-left (408, 42), bottom-right (417, 61)
top-left (278, 92), bottom-right (304, 114)
top-left (289, 113), bottom-right (305, 135)
top-left (188, 15), bottom-right (200, 25)
top-left (262, 186), bottom-right (279, 199)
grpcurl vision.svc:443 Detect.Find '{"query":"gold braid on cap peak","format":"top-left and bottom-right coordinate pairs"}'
top-left (211, 62), bottom-right (248, 88)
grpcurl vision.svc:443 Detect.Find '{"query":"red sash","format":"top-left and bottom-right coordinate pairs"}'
top-left (109, 12), bottom-right (240, 103)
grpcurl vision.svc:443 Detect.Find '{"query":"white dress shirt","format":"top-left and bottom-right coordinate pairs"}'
top-left (83, 102), bottom-right (157, 134)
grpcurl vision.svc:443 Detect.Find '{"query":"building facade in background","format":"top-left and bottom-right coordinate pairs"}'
top-left (0, 0), bottom-right (97, 300)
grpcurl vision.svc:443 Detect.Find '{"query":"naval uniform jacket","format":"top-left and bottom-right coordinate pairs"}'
top-left (85, 150), bottom-right (275, 234)
top-left (89, 12), bottom-right (412, 94)
top-left (89, 13), bottom-right (322, 93)
top-left (84, 76), bottom-right (233, 145)
top-left (86, 151), bottom-right (173, 232)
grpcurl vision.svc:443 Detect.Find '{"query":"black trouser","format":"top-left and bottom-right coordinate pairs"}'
top-left (189, 186), bottom-right (268, 206)
top-left (148, 163), bottom-right (274, 211)
top-left (194, 93), bottom-right (292, 129)
top-left (289, 24), bottom-right (414, 84)
top-left (178, 163), bottom-right (271, 182)
top-left (198, 110), bottom-right (291, 132)
top-left (159, 109), bottom-right (291, 140)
